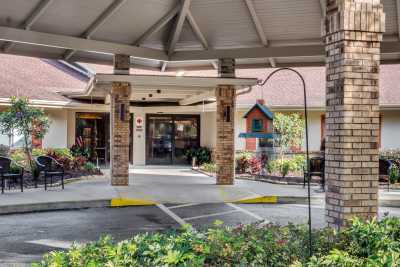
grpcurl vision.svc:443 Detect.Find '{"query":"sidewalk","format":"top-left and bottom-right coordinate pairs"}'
top-left (0, 167), bottom-right (399, 214)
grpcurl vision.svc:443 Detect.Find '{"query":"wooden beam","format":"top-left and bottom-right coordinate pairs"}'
top-left (397, 0), bottom-right (400, 40)
top-left (0, 26), bottom-right (168, 60)
top-left (161, 61), bottom-right (168, 72)
top-left (244, 0), bottom-right (268, 46)
top-left (64, 0), bottom-right (127, 60)
top-left (186, 11), bottom-right (208, 49)
top-left (269, 58), bottom-right (276, 67)
top-left (211, 61), bottom-right (218, 69)
top-left (168, 0), bottom-right (192, 55)
top-left (179, 90), bottom-right (215, 105)
top-left (170, 44), bottom-right (324, 61)
top-left (134, 5), bottom-right (180, 46)
top-left (320, 0), bottom-right (327, 17)
top-left (2, 0), bottom-right (53, 52)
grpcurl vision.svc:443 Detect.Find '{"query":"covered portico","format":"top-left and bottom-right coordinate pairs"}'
top-left (72, 59), bottom-right (258, 185)
top-left (0, 0), bottom-right (391, 227)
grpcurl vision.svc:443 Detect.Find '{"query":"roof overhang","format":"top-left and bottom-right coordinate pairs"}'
top-left (68, 74), bottom-right (258, 105)
top-left (1, 0), bottom-right (399, 71)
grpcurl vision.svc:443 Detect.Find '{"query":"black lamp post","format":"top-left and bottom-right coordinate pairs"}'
top-left (258, 67), bottom-right (312, 258)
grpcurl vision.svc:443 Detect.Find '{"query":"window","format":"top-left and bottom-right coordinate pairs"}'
top-left (252, 119), bottom-right (263, 132)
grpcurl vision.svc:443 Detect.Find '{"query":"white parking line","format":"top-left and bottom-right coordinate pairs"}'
top-left (183, 210), bottom-right (240, 221)
top-left (156, 204), bottom-right (186, 226)
top-left (226, 203), bottom-right (266, 222)
top-left (169, 203), bottom-right (202, 209)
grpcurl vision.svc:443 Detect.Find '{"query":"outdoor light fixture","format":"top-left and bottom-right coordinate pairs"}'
top-left (223, 105), bottom-right (231, 122)
top-left (176, 70), bottom-right (185, 77)
top-left (258, 67), bottom-right (312, 258)
top-left (119, 103), bottom-right (126, 122)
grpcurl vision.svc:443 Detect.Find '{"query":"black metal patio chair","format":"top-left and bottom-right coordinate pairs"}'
top-left (35, 156), bottom-right (64, 190)
top-left (304, 156), bottom-right (325, 191)
top-left (0, 156), bottom-right (24, 194)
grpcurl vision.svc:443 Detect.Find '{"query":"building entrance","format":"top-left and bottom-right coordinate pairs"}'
top-left (146, 114), bottom-right (200, 165)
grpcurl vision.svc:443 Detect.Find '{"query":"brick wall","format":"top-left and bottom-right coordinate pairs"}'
top-left (323, 0), bottom-right (385, 228)
top-left (215, 85), bottom-right (236, 185)
top-left (110, 54), bottom-right (131, 186)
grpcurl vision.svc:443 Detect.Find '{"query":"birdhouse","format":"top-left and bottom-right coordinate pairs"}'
top-left (239, 99), bottom-right (274, 151)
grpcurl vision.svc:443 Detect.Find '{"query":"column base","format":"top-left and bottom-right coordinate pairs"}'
top-left (111, 175), bottom-right (129, 186)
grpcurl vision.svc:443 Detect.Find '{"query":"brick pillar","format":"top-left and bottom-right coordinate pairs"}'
top-left (323, 0), bottom-right (385, 228)
top-left (110, 54), bottom-right (131, 186)
top-left (215, 58), bottom-right (236, 185)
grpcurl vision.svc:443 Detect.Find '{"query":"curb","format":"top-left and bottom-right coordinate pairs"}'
top-left (234, 195), bottom-right (310, 204)
top-left (110, 198), bottom-right (158, 207)
top-left (0, 199), bottom-right (110, 215)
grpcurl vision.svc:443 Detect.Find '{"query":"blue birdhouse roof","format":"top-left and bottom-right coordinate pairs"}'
top-left (243, 102), bottom-right (274, 120)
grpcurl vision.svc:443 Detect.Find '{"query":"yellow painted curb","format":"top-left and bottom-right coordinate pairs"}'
top-left (110, 198), bottom-right (157, 207)
top-left (234, 196), bottom-right (278, 204)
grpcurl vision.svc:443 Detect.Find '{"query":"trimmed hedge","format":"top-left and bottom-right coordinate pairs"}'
top-left (34, 217), bottom-right (400, 267)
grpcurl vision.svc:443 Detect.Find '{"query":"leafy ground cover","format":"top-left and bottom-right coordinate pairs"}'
top-left (34, 217), bottom-right (400, 267)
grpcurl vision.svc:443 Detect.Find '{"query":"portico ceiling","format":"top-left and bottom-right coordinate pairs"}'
top-left (1, 0), bottom-right (400, 71)
top-left (68, 74), bottom-right (258, 105)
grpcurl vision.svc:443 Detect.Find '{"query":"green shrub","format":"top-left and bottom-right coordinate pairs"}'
top-left (389, 164), bottom-right (400, 184)
top-left (0, 144), bottom-right (9, 156)
top-left (10, 149), bottom-right (28, 168)
top-left (185, 147), bottom-right (211, 165)
top-left (34, 222), bottom-right (337, 267)
top-left (267, 155), bottom-right (306, 178)
top-left (201, 163), bottom-right (216, 173)
top-left (35, 217), bottom-right (400, 267)
top-left (235, 151), bottom-right (253, 173)
top-left (83, 161), bottom-right (97, 172)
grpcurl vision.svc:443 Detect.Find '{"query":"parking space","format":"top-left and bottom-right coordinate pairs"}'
top-left (158, 203), bottom-right (263, 229)
top-left (2, 204), bottom-right (400, 265)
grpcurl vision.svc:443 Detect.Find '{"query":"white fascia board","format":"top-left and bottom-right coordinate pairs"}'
top-left (94, 74), bottom-right (258, 88)
top-left (0, 26), bottom-right (167, 61)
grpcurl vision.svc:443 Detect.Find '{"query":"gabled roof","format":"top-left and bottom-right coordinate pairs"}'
top-left (243, 102), bottom-right (274, 120)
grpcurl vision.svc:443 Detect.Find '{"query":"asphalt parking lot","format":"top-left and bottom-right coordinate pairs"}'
top-left (1, 203), bottom-right (400, 265)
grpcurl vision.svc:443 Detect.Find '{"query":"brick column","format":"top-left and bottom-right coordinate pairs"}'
top-left (110, 54), bottom-right (131, 186)
top-left (215, 59), bottom-right (236, 185)
top-left (323, 0), bottom-right (385, 228)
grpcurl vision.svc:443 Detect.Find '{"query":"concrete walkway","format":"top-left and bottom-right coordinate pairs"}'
top-left (0, 166), bottom-right (399, 214)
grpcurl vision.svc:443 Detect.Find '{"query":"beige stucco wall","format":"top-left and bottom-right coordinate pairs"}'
top-left (42, 108), bottom-right (68, 148)
top-left (32, 107), bottom-right (400, 165)
top-left (381, 110), bottom-right (400, 150)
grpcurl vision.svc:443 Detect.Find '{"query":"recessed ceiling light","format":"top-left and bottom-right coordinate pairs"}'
top-left (176, 70), bottom-right (185, 77)
top-left (149, 94), bottom-right (153, 97)
top-left (157, 89), bottom-right (161, 94)
top-left (142, 98), bottom-right (146, 101)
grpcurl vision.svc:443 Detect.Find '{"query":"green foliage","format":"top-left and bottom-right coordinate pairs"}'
top-left (201, 163), bottom-right (216, 173)
top-left (301, 217), bottom-right (400, 267)
top-left (70, 144), bottom-right (90, 158)
top-left (235, 151), bottom-right (253, 173)
top-left (35, 221), bottom-right (336, 267)
top-left (185, 147), bottom-right (211, 165)
top-left (0, 97), bottom-right (50, 170)
top-left (274, 113), bottom-right (305, 158)
top-left (83, 161), bottom-right (97, 172)
top-left (0, 144), bottom-right (9, 156)
top-left (35, 217), bottom-right (400, 267)
top-left (389, 164), bottom-right (400, 184)
top-left (267, 155), bottom-right (305, 178)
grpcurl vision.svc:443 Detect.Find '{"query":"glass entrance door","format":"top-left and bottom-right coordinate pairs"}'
top-left (146, 116), bottom-right (173, 165)
top-left (146, 114), bottom-right (200, 165)
top-left (173, 116), bottom-right (200, 164)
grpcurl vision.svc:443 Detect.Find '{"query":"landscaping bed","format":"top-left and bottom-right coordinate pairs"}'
top-left (34, 217), bottom-right (400, 266)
